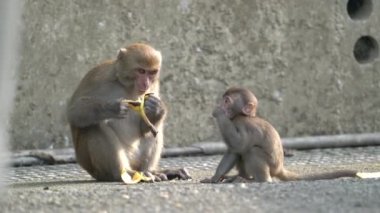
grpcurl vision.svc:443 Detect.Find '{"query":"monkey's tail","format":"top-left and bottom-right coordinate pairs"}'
top-left (301, 170), bottom-right (358, 180)
top-left (275, 169), bottom-right (301, 181)
top-left (276, 169), bottom-right (359, 181)
top-left (276, 168), bottom-right (380, 181)
top-left (298, 170), bottom-right (357, 181)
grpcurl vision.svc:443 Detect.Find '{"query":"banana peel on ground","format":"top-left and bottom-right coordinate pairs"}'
top-left (121, 168), bottom-right (152, 184)
top-left (121, 93), bottom-right (158, 137)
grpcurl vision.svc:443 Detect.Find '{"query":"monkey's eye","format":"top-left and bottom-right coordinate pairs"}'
top-left (224, 96), bottom-right (232, 104)
top-left (148, 69), bottom-right (158, 76)
top-left (136, 68), bottom-right (146, 74)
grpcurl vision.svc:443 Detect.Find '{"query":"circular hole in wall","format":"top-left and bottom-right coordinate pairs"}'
top-left (353, 36), bottom-right (379, 64)
top-left (347, 0), bottom-right (373, 20)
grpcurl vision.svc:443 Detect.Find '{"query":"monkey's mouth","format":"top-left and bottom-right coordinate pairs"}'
top-left (137, 89), bottom-right (148, 95)
top-left (137, 84), bottom-right (149, 93)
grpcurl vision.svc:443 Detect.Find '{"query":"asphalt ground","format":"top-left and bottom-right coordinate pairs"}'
top-left (2, 146), bottom-right (380, 213)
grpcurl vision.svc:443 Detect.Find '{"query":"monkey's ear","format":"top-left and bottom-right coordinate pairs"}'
top-left (242, 103), bottom-right (256, 116)
top-left (117, 48), bottom-right (127, 60)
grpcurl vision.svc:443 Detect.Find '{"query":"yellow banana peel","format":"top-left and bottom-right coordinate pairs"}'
top-left (121, 93), bottom-right (158, 137)
top-left (121, 168), bottom-right (152, 184)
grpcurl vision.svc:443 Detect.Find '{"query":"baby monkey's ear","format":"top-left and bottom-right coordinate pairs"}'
top-left (117, 48), bottom-right (128, 60)
top-left (242, 102), bottom-right (256, 116)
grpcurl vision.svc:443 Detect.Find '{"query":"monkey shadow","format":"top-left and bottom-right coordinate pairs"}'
top-left (9, 178), bottom-right (205, 189)
top-left (9, 179), bottom-right (101, 189)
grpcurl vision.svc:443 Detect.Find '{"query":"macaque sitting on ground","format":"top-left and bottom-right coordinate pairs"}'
top-left (202, 87), bottom-right (378, 183)
top-left (67, 43), bottom-right (190, 183)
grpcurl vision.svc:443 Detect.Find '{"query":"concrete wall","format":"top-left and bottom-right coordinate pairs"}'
top-left (10, 0), bottom-right (380, 150)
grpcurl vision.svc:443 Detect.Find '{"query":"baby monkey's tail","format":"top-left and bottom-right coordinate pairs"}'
top-left (300, 170), bottom-right (357, 181)
top-left (275, 169), bottom-right (301, 181)
top-left (276, 168), bottom-right (380, 181)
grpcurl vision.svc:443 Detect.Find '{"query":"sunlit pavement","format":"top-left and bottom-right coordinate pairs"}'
top-left (3, 146), bottom-right (380, 213)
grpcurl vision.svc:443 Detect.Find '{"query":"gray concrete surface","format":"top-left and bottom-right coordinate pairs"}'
top-left (10, 0), bottom-right (380, 150)
top-left (0, 0), bottom-right (22, 190)
top-left (3, 146), bottom-right (380, 213)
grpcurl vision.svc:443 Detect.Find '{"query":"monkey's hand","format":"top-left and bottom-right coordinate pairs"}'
top-left (122, 95), bottom-right (162, 136)
top-left (144, 94), bottom-right (167, 124)
top-left (200, 176), bottom-right (222, 184)
top-left (118, 99), bottom-right (131, 117)
top-left (101, 99), bottom-right (130, 118)
top-left (200, 178), bottom-right (212, 183)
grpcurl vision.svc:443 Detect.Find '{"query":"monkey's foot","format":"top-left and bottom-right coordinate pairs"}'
top-left (121, 169), bottom-right (152, 184)
top-left (199, 177), bottom-right (224, 184)
top-left (226, 176), bottom-right (252, 183)
top-left (201, 175), bottom-right (253, 184)
top-left (151, 168), bottom-right (192, 182)
top-left (200, 178), bottom-right (213, 183)
top-left (220, 175), bottom-right (241, 183)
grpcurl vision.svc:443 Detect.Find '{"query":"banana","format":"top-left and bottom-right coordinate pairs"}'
top-left (121, 93), bottom-right (158, 137)
top-left (121, 168), bottom-right (152, 184)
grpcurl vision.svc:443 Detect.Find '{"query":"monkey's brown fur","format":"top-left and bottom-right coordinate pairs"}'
top-left (67, 43), bottom-right (190, 182)
top-left (205, 87), bottom-right (357, 183)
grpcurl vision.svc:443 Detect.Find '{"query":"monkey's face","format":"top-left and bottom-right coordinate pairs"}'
top-left (220, 94), bottom-right (246, 119)
top-left (115, 44), bottom-right (162, 95)
top-left (221, 95), bottom-right (242, 119)
top-left (133, 67), bottom-right (159, 95)
top-left (220, 87), bottom-right (258, 118)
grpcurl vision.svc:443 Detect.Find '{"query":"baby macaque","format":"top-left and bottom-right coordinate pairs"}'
top-left (202, 87), bottom-right (376, 183)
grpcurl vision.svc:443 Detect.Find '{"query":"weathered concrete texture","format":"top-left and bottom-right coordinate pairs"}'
top-left (10, 0), bottom-right (380, 149)
top-left (3, 147), bottom-right (380, 213)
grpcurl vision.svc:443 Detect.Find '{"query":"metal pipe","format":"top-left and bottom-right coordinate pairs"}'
top-left (282, 133), bottom-right (380, 150)
top-left (10, 133), bottom-right (380, 165)
top-left (189, 132), bottom-right (380, 156)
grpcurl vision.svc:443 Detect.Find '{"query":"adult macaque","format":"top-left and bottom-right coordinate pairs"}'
top-left (67, 43), bottom-right (190, 183)
top-left (202, 87), bottom-right (377, 183)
